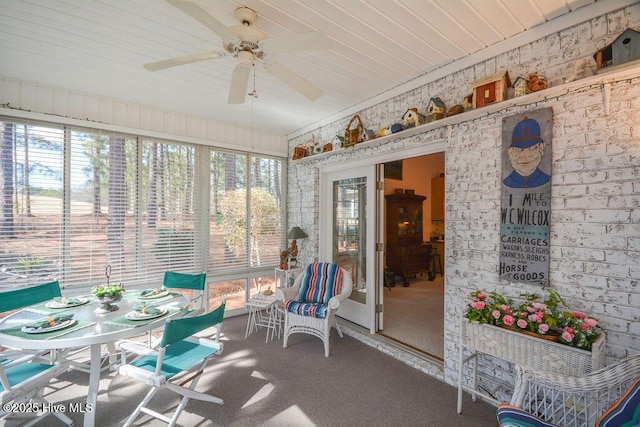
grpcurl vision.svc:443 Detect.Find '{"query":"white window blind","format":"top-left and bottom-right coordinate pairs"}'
top-left (0, 117), bottom-right (284, 295)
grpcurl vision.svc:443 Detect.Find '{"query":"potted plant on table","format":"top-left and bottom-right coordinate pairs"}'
top-left (92, 282), bottom-right (125, 313)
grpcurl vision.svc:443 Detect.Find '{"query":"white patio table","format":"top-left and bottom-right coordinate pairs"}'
top-left (0, 290), bottom-right (189, 427)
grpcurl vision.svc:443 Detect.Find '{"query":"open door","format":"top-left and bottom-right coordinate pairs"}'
top-left (320, 164), bottom-right (380, 333)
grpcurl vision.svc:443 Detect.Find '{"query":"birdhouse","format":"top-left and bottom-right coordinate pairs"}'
top-left (471, 70), bottom-right (511, 109)
top-left (512, 76), bottom-right (529, 97)
top-left (401, 108), bottom-right (427, 129)
top-left (426, 97), bottom-right (446, 122)
top-left (332, 135), bottom-right (344, 150)
top-left (594, 28), bottom-right (640, 70)
top-left (362, 128), bottom-right (376, 141)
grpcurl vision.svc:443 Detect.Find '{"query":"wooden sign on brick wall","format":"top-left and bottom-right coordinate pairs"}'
top-left (500, 108), bottom-right (552, 286)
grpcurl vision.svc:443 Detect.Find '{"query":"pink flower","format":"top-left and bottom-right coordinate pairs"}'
top-left (517, 319), bottom-right (528, 329)
top-left (529, 314), bottom-right (540, 323)
top-left (538, 323), bottom-right (550, 334)
top-left (477, 293), bottom-right (486, 299)
top-left (572, 311), bottom-right (587, 319)
top-left (492, 310), bottom-right (501, 319)
top-left (585, 318), bottom-right (597, 327)
top-left (562, 331), bottom-right (575, 342)
top-left (472, 297), bottom-right (478, 302)
top-left (581, 323), bottom-right (591, 332)
top-left (532, 302), bottom-right (546, 310)
top-left (503, 315), bottom-right (514, 326)
top-left (475, 301), bottom-right (485, 309)
top-left (527, 306), bottom-right (536, 313)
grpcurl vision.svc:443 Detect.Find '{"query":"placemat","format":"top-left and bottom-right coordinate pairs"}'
top-left (0, 320), bottom-right (95, 340)
top-left (23, 298), bottom-right (90, 315)
top-left (104, 307), bottom-right (181, 328)
top-left (24, 303), bottom-right (74, 315)
top-left (124, 292), bottom-right (179, 303)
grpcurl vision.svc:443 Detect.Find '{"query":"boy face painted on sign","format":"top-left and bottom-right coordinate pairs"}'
top-left (507, 142), bottom-right (546, 177)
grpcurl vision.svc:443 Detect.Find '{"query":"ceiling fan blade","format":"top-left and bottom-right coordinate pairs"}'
top-left (266, 62), bottom-right (323, 101)
top-left (167, 0), bottom-right (238, 43)
top-left (143, 52), bottom-right (223, 71)
top-left (260, 32), bottom-right (331, 54)
top-left (228, 63), bottom-right (251, 104)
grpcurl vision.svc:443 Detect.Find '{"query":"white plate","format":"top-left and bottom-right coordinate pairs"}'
top-left (125, 307), bottom-right (168, 321)
top-left (22, 319), bottom-right (77, 334)
top-left (45, 297), bottom-right (89, 309)
top-left (138, 289), bottom-right (170, 300)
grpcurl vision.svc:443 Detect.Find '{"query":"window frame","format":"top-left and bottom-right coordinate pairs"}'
top-left (0, 116), bottom-right (287, 303)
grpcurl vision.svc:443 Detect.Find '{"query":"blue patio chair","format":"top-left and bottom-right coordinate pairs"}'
top-left (0, 353), bottom-right (72, 426)
top-left (141, 271), bottom-right (209, 347)
top-left (161, 271), bottom-right (208, 315)
top-left (0, 281), bottom-right (63, 362)
top-left (118, 301), bottom-right (225, 427)
top-left (0, 280), bottom-right (62, 313)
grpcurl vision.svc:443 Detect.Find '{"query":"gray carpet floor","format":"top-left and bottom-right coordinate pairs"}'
top-left (4, 314), bottom-right (496, 426)
top-left (381, 275), bottom-right (444, 359)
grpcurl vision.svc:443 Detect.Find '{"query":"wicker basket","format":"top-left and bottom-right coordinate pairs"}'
top-left (463, 322), bottom-right (605, 376)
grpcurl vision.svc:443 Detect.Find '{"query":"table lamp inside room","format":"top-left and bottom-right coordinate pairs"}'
top-left (280, 226), bottom-right (308, 269)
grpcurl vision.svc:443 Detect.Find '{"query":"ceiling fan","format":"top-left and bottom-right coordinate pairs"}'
top-left (144, 0), bottom-right (331, 104)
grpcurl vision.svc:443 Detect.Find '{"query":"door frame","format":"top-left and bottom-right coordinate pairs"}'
top-left (318, 141), bottom-right (445, 334)
top-left (319, 164), bottom-right (377, 332)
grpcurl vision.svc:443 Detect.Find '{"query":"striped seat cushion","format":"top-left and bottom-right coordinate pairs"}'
top-left (297, 262), bottom-right (343, 304)
top-left (496, 404), bottom-right (556, 427)
top-left (284, 300), bottom-right (328, 319)
top-left (596, 378), bottom-right (640, 427)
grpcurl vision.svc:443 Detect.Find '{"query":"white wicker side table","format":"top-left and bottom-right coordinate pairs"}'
top-left (245, 294), bottom-right (283, 343)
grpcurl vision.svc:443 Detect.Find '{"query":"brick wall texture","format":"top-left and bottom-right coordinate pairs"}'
top-left (288, 4), bottom-right (640, 389)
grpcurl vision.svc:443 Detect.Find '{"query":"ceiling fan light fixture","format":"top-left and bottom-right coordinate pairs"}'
top-left (237, 50), bottom-right (254, 66)
top-left (224, 24), bottom-right (265, 54)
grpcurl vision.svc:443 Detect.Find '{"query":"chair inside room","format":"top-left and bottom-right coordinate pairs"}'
top-left (162, 271), bottom-right (208, 316)
top-left (497, 352), bottom-right (640, 427)
top-left (0, 280), bottom-right (62, 314)
top-left (0, 352), bottom-right (73, 426)
top-left (277, 262), bottom-right (353, 357)
top-left (117, 301), bottom-right (225, 427)
top-left (0, 281), bottom-right (63, 360)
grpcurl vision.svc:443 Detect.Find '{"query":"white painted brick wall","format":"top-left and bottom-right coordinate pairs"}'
top-left (288, 5), bottom-right (640, 390)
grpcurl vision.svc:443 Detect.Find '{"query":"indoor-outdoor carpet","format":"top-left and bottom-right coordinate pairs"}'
top-left (382, 275), bottom-right (445, 359)
top-left (3, 314), bottom-right (496, 426)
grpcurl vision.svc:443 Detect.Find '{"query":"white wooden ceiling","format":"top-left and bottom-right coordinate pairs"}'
top-left (0, 0), bottom-right (629, 136)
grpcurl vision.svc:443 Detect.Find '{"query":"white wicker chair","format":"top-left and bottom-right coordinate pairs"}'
top-left (509, 352), bottom-right (640, 427)
top-left (276, 262), bottom-right (353, 357)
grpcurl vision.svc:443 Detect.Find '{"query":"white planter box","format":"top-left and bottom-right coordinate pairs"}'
top-left (463, 321), bottom-right (605, 375)
top-left (457, 319), bottom-right (606, 413)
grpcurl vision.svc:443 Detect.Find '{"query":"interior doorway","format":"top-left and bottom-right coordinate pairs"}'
top-left (380, 153), bottom-right (445, 359)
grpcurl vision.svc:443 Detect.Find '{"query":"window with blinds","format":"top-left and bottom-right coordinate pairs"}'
top-left (209, 151), bottom-right (283, 272)
top-left (0, 118), bottom-right (284, 295)
top-left (0, 121), bottom-right (64, 291)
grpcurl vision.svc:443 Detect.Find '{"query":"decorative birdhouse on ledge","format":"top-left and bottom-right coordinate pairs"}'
top-left (594, 28), bottom-right (640, 71)
top-left (471, 70), bottom-right (511, 109)
top-left (426, 97), bottom-right (446, 122)
top-left (401, 108), bottom-right (427, 129)
top-left (512, 76), bottom-right (529, 97)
